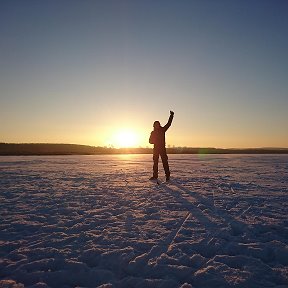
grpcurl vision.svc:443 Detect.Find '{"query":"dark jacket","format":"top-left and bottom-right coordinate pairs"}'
top-left (149, 114), bottom-right (174, 149)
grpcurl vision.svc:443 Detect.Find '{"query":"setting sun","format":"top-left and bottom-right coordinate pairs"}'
top-left (113, 130), bottom-right (139, 148)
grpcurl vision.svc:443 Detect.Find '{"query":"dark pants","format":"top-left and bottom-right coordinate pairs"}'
top-left (153, 148), bottom-right (170, 178)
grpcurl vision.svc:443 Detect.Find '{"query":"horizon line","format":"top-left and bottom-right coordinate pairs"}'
top-left (1, 142), bottom-right (288, 150)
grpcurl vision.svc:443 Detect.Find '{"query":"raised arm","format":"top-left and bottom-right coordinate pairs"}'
top-left (163, 111), bottom-right (174, 132)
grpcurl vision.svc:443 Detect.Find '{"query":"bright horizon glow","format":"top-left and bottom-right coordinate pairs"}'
top-left (105, 128), bottom-right (142, 148)
top-left (107, 129), bottom-right (141, 148)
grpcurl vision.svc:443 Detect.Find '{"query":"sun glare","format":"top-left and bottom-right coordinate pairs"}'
top-left (113, 130), bottom-right (139, 148)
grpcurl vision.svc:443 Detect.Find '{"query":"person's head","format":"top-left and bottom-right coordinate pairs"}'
top-left (153, 121), bottom-right (161, 130)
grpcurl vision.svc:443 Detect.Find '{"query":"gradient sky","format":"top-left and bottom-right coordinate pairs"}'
top-left (1, 0), bottom-right (288, 148)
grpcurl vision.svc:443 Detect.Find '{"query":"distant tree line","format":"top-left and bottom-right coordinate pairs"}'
top-left (0, 143), bottom-right (288, 155)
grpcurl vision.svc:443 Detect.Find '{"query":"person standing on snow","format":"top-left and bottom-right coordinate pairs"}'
top-left (149, 110), bottom-right (174, 181)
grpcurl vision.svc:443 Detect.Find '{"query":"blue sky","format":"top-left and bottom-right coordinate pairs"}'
top-left (1, 0), bottom-right (287, 147)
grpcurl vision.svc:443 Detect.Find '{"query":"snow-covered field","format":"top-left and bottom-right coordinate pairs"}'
top-left (0, 154), bottom-right (287, 288)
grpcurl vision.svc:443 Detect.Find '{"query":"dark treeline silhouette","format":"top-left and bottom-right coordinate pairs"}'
top-left (0, 143), bottom-right (288, 155)
top-left (0, 143), bottom-right (151, 155)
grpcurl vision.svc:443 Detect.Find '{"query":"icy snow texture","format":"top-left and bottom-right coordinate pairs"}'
top-left (0, 154), bottom-right (287, 288)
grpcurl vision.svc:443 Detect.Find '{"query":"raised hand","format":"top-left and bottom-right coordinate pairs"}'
top-left (170, 110), bottom-right (174, 116)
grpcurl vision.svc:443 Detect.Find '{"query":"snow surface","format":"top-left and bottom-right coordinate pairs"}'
top-left (0, 154), bottom-right (287, 288)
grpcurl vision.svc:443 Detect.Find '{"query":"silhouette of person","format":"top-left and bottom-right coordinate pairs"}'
top-left (149, 110), bottom-right (174, 181)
